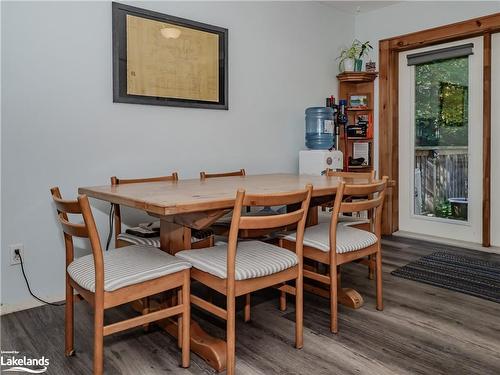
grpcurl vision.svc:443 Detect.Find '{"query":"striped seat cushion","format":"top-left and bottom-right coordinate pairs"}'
top-left (117, 228), bottom-right (213, 248)
top-left (67, 245), bottom-right (191, 292)
top-left (175, 241), bottom-right (297, 280)
top-left (283, 223), bottom-right (378, 254)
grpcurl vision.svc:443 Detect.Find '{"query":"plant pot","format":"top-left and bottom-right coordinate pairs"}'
top-left (343, 58), bottom-right (355, 72)
top-left (354, 59), bottom-right (363, 72)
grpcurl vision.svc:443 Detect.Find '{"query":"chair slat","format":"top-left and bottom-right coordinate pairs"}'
top-left (340, 193), bottom-right (385, 213)
top-left (242, 190), bottom-right (309, 207)
top-left (200, 169), bottom-right (245, 180)
top-left (343, 180), bottom-right (386, 196)
top-left (238, 209), bottom-right (305, 230)
top-left (52, 196), bottom-right (83, 214)
top-left (111, 172), bottom-right (178, 185)
top-left (59, 214), bottom-right (89, 237)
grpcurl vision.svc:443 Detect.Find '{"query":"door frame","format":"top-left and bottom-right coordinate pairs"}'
top-left (378, 12), bottom-right (500, 246)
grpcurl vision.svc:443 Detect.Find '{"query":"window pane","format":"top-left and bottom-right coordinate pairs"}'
top-left (414, 57), bottom-right (468, 221)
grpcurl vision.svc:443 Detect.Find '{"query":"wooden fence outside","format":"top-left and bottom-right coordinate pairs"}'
top-left (414, 146), bottom-right (468, 216)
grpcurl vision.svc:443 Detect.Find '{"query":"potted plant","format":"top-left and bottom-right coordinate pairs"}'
top-left (337, 40), bottom-right (373, 72)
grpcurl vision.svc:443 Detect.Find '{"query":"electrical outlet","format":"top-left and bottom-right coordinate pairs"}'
top-left (9, 244), bottom-right (23, 266)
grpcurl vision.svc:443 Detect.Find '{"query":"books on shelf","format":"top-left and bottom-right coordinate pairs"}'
top-left (346, 114), bottom-right (374, 139)
top-left (352, 142), bottom-right (370, 166)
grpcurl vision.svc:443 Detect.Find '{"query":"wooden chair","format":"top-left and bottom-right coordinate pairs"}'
top-left (175, 185), bottom-right (313, 375)
top-left (50, 187), bottom-right (191, 374)
top-left (280, 177), bottom-right (388, 333)
top-left (110, 172), bottom-right (213, 250)
top-left (199, 168), bottom-right (280, 323)
top-left (322, 170), bottom-right (375, 222)
top-left (326, 170), bottom-right (376, 279)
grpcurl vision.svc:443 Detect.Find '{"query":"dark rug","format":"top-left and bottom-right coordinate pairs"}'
top-left (391, 251), bottom-right (500, 303)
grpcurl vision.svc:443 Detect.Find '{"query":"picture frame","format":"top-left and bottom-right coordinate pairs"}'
top-left (112, 2), bottom-right (228, 110)
top-left (349, 94), bottom-right (369, 109)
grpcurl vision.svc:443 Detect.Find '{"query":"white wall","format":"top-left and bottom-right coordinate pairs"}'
top-left (354, 1), bottom-right (500, 171)
top-left (0, 1), bottom-right (354, 312)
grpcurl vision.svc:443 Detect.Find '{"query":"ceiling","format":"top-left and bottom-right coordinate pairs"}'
top-left (322, 1), bottom-right (400, 14)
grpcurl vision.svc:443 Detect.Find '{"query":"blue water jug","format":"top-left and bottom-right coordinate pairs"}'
top-left (305, 107), bottom-right (334, 150)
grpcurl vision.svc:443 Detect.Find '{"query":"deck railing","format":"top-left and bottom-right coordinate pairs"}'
top-left (414, 146), bottom-right (468, 216)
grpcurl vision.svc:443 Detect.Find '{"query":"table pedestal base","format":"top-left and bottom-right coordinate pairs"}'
top-left (132, 296), bottom-right (227, 372)
top-left (158, 319), bottom-right (227, 372)
top-left (303, 283), bottom-right (364, 309)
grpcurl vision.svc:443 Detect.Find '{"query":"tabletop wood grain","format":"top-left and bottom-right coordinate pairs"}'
top-left (78, 174), bottom-right (367, 216)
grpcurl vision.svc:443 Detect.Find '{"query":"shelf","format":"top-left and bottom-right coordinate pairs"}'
top-left (336, 71), bottom-right (378, 83)
top-left (347, 107), bottom-right (372, 111)
top-left (338, 71), bottom-right (376, 174)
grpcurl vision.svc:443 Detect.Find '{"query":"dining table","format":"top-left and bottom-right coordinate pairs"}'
top-left (79, 173), bottom-right (370, 371)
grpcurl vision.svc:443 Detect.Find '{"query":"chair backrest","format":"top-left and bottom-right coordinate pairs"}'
top-left (200, 169), bottom-right (245, 180)
top-left (109, 172), bottom-right (178, 247)
top-left (110, 172), bottom-right (178, 186)
top-left (330, 177), bottom-right (388, 239)
top-left (326, 169), bottom-right (375, 181)
top-left (224, 185), bottom-right (313, 284)
top-left (50, 187), bottom-right (105, 292)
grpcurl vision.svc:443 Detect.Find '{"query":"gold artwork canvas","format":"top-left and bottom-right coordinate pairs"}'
top-left (126, 15), bottom-right (219, 102)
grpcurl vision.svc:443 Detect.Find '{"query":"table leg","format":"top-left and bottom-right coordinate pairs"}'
top-left (159, 220), bottom-right (191, 254)
top-left (306, 206), bottom-right (319, 227)
top-left (158, 218), bottom-right (228, 372)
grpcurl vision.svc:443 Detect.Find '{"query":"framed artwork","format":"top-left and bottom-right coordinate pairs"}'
top-left (112, 2), bottom-right (228, 109)
top-left (348, 94), bottom-right (369, 109)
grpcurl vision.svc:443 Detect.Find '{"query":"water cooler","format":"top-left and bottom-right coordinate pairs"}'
top-left (300, 106), bottom-right (343, 175)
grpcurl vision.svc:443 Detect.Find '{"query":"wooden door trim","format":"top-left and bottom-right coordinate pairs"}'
top-left (483, 33), bottom-right (492, 247)
top-left (378, 12), bottom-right (500, 245)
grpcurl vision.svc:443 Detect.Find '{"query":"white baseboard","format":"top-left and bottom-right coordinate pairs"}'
top-left (1, 294), bottom-right (65, 316)
top-left (393, 231), bottom-right (500, 255)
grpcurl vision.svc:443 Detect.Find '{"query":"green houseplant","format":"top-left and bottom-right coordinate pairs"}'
top-left (338, 40), bottom-right (373, 72)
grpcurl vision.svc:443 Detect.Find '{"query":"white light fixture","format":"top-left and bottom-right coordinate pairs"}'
top-left (161, 27), bottom-right (181, 39)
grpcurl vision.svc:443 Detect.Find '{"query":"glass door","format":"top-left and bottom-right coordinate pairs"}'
top-left (413, 55), bottom-right (469, 221)
top-left (398, 37), bottom-right (483, 243)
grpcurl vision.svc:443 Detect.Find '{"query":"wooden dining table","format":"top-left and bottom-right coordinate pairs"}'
top-left (79, 173), bottom-right (370, 371)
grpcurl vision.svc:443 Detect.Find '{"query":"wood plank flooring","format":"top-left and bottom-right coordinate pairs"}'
top-left (2, 236), bottom-right (500, 374)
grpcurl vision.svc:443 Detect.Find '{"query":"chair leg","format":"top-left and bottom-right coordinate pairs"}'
top-left (279, 283), bottom-right (287, 311)
top-left (226, 295), bottom-right (236, 375)
top-left (181, 271), bottom-right (190, 368)
top-left (177, 289), bottom-right (183, 349)
top-left (142, 297), bottom-right (150, 332)
top-left (295, 275), bottom-right (303, 349)
top-left (368, 255), bottom-right (375, 280)
top-left (93, 305), bottom-right (104, 375)
top-left (376, 250), bottom-right (384, 311)
top-left (65, 279), bottom-right (74, 356)
top-left (330, 265), bottom-right (339, 334)
top-left (244, 294), bottom-right (251, 322)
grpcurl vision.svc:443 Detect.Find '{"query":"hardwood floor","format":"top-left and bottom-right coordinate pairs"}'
top-left (2, 236), bottom-right (500, 374)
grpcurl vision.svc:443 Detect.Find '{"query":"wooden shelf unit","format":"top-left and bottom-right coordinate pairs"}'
top-left (337, 71), bottom-right (378, 172)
